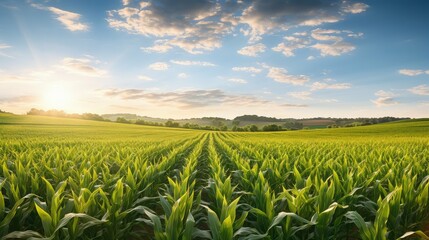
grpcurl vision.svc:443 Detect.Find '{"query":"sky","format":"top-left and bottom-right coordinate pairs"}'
top-left (0, 0), bottom-right (428, 119)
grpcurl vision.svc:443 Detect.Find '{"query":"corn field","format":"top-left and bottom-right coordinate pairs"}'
top-left (1, 115), bottom-right (429, 239)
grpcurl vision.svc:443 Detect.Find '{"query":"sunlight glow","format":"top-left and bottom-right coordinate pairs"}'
top-left (42, 85), bottom-right (73, 110)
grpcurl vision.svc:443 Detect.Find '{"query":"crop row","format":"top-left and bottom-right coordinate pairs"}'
top-left (1, 131), bottom-right (429, 239)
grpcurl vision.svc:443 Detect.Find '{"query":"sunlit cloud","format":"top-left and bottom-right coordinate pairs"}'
top-left (372, 90), bottom-right (398, 107)
top-left (178, 73), bottom-right (188, 79)
top-left (148, 62), bottom-right (169, 70)
top-left (311, 82), bottom-right (352, 91)
top-left (272, 36), bottom-right (310, 57)
top-left (311, 29), bottom-right (343, 41)
top-left (281, 103), bottom-right (308, 108)
top-left (48, 7), bottom-right (89, 31)
top-left (288, 91), bottom-right (312, 100)
top-left (240, 1), bottom-right (341, 40)
top-left (122, 0), bottom-right (132, 6)
top-left (170, 60), bottom-right (215, 67)
top-left (232, 66), bottom-right (262, 73)
top-left (0, 43), bottom-right (12, 57)
top-left (237, 43), bottom-right (266, 57)
top-left (399, 69), bottom-right (428, 76)
top-left (138, 75), bottom-right (153, 81)
top-left (267, 67), bottom-right (309, 85)
top-left (0, 95), bottom-right (39, 104)
top-left (32, 4), bottom-right (89, 32)
top-left (107, 1), bottom-right (230, 54)
top-left (228, 78), bottom-right (247, 84)
top-left (0, 74), bottom-right (32, 83)
top-left (408, 84), bottom-right (429, 96)
top-left (102, 88), bottom-right (270, 109)
top-left (141, 43), bottom-right (172, 53)
top-left (105, 0), bottom-right (368, 58)
top-left (0, 69), bottom-right (56, 83)
top-left (57, 57), bottom-right (106, 77)
top-left (342, 2), bottom-right (369, 14)
top-left (322, 99), bottom-right (339, 103)
top-left (273, 29), bottom-right (360, 58)
top-left (312, 41), bottom-right (355, 57)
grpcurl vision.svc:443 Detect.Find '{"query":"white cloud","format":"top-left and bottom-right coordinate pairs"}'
top-left (170, 60), bottom-right (215, 66)
top-left (288, 91), bottom-right (312, 100)
top-left (281, 103), bottom-right (308, 108)
top-left (311, 29), bottom-right (342, 41)
top-left (273, 29), bottom-right (361, 58)
top-left (293, 32), bottom-right (308, 36)
top-left (107, 1), bottom-right (231, 54)
top-left (307, 56), bottom-right (316, 61)
top-left (106, 1), bottom-right (368, 54)
top-left (140, 1), bottom-right (151, 9)
top-left (141, 43), bottom-right (172, 53)
top-left (57, 57), bottom-right (106, 77)
top-left (149, 62), bottom-right (169, 70)
top-left (0, 43), bottom-right (11, 49)
top-left (178, 73), bottom-right (188, 79)
top-left (232, 67), bottom-right (262, 73)
top-left (47, 7), bottom-right (89, 31)
top-left (228, 78), bottom-right (247, 84)
top-left (322, 99), bottom-right (338, 103)
top-left (312, 41), bottom-right (355, 56)
top-left (372, 90), bottom-right (398, 107)
top-left (342, 2), bottom-right (369, 14)
top-left (0, 95), bottom-right (40, 104)
top-left (346, 32), bottom-right (364, 38)
top-left (0, 43), bottom-right (12, 57)
top-left (239, 1), bottom-right (349, 41)
top-left (399, 69), bottom-right (426, 76)
top-left (311, 82), bottom-right (351, 90)
top-left (237, 43), bottom-right (266, 57)
top-left (267, 67), bottom-right (309, 85)
top-left (408, 85), bottom-right (429, 96)
top-left (272, 36), bottom-right (310, 57)
top-left (138, 75), bottom-right (153, 81)
top-left (102, 88), bottom-right (269, 109)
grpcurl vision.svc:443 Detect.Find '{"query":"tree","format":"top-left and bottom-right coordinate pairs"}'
top-left (262, 124), bottom-right (282, 131)
top-left (27, 108), bottom-right (45, 115)
top-left (135, 119), bottom-right (146, 125)
top-left (165, 120), bottom-right (180, 128)
top-left (249, 125), bottom-right (258, 132)
top-left (116, 117), bottom-right (130, 124)
top-left (82, 113), bottom-right (104, 121)
top-left (232, 120), bottom-right (240, 127)
top-left (212, 119), bottom-right (225, 128)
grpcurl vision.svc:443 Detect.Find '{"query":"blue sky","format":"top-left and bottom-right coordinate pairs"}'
top-left (0, 0), bottom-right (428, 118)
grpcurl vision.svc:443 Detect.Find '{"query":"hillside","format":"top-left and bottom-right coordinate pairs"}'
top-left (1, 113), bottom-right (427, 139)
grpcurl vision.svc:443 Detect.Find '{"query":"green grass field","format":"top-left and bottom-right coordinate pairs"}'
top-left (1, 113), bottom-right (428, 239)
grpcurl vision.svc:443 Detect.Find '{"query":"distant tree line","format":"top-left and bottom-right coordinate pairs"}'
top-left (26, 108), bottom-right (410, 132)
top-left (234, 114), bottom-right (287, 122)
top-left (327, 117), bottom-right (410, 128)
top-left (231, 124), bottom-right (294, 132)
top-left (27, 108), bottom-right (108, 122)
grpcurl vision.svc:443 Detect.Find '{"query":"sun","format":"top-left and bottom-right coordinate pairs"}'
top-left (42, 85), bottom-right (72, 110)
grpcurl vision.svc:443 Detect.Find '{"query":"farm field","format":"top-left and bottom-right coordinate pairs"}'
top-left (1, 113), bottom-right (429, 239)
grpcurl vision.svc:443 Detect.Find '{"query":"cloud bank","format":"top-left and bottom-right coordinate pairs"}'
top-left (106, 0), bottom-right (368, 54)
